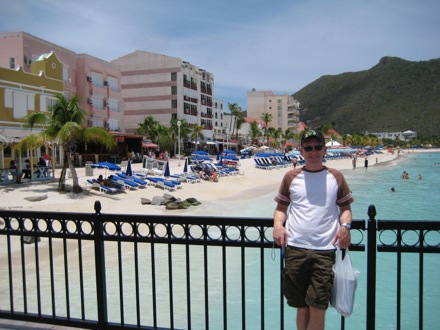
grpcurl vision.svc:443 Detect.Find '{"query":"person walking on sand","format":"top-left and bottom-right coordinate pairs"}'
top-left (273, 129), bottom-right (354, 330)
top-left (364, 157), bottom-right (368, 169)
top-left (292, 157), bottom-right (298, 169)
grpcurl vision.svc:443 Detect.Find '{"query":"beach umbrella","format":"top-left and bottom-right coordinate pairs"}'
top-left (191, 150), bottom-right (209, 156)
top-left (125, 159), bottom-right (133, 176)
top-left (192, 156), bottom-right (211, 161)
top-left (222, 155), bottom-right (239, 161)
top-left (183, 158), bottom-right (188, 173)
top-left (164, 161), bottom-right (171, 177)
top-left (222, 149), bottom-right (237, 155)
top-left (91, 161), bottom-right (121, 177)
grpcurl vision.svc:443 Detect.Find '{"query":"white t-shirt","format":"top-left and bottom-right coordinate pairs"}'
top-left (275, 166), bottom-right (354, 250)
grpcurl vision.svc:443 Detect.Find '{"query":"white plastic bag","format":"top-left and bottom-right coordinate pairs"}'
top-left (330, 248), bottom-right (360, 317)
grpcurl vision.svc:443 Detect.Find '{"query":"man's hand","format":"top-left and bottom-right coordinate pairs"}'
top-left (273, 223), bottom-right (287, 247)
top-left (333, 226), bottom-right (351, 249)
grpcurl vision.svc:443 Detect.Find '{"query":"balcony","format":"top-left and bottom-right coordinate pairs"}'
top-left (0, 205), bottom-right (438, 329)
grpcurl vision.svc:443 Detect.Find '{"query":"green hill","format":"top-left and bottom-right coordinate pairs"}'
top-left (294, 56), bottom-right (440, 137)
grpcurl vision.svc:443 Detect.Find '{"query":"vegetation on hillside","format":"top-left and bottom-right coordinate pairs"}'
top-left (294, 57), bottom-right (440, 137)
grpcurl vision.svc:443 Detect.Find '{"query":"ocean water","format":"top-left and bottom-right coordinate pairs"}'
top-left (180, 151), bottom-right (440, 329)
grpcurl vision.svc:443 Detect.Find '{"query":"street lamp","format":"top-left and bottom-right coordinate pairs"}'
top-left (177, 120), bottom-right (181, 161)
top-left (225, 128), bottom-right (229, 151)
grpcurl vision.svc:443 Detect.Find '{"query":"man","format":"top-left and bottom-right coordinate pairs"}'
top-left (273, 129), bottom-right (354, 330)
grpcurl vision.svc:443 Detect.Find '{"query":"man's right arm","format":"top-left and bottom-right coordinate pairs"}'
top-left (273, 203), bottom-right (288, 247)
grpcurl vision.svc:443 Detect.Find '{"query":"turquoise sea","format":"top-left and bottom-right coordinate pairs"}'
top-left (180, 151), bottom-right (440, 329)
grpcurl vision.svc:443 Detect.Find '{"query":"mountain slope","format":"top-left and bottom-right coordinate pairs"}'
top-left (294, 57), bottom-right (440, 137)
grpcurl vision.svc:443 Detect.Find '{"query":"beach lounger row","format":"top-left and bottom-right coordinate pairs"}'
top-left (115, 173), bottom-right (148, 188)
top-left (145, 176), bottom-right (181, 191)
top-left (169, 173), bottom-right (200, 183)
top-left (254, 158), bottom-right (276, 170)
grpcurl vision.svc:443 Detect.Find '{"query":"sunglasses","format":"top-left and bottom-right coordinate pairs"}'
top-left (303, 145), bottom-right (324, 152)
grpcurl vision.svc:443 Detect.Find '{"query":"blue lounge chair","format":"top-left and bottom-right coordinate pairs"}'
top-left (116, 173), bottom-right (148, 188)
top-left (114, 177), bottom-right (139, 190)
top-left (145, 177), bottom-right (177, 191)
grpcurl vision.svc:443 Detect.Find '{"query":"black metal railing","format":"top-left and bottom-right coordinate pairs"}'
top-left (0, 203), bottom-right (439, 330)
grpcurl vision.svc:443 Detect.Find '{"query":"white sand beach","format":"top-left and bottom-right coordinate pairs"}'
top-left (0, 151), bottom-right (406, 216)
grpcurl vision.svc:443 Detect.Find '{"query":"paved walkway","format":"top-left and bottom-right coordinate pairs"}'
top-left (0, 320), bottom-right (85, 330)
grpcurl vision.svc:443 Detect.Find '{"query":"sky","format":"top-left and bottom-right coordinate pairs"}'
top-left (1, 0), bottom-right (439, 110)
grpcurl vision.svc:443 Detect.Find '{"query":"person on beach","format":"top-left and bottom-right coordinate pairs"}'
top-left (22, 159), bottom-right (31, 178)
top-left (209, 170), bottom-right (218, 182)
top-left (364, 158), bottom-right (368, 169)
top-left (273, 129), bottom-right (354, 330)
top-left (292, 157), bottom-right (298, 169)
top-left (37, 157), bottom-right (48, 177)
top-left (10, 160), bottom-right (23, 183)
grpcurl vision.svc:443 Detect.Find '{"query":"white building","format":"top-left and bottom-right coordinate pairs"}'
top-left (246, 89), bottom-right (300, 133)
top-left (368, 130), bottom-right (417, 141)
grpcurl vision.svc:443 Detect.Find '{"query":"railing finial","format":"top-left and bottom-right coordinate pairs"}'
top-left (368, 204), bottom-right (376, 220)
top-left (94, 200), bottom-right (102, 214)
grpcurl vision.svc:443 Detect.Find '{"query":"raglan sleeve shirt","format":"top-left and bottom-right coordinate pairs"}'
top-left (274, 167), bottom-right (354, 250)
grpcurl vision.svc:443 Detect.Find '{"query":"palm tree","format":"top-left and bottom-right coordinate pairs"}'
top-left (281, 128), bottom-right (294, 150)
top-left (261, 112), bottom-right (272, 145)
top-left (249, 121), bottom-right (261, 145)
top-left (135, 116), bottom-right (164, 143)
top-left (228, 103), bottom-right (242, 136)
top-left (234, 115), bottom-right (246, 141)
top-left (189, 124), bottom-right (205, 151)
top-left (18, 94), bottom-right (115, 193)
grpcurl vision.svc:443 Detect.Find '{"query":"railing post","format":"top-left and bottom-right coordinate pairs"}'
top-left (94, 200), bottom-right (108, 329)
top-left (366, 205), bottom-right (377, 330)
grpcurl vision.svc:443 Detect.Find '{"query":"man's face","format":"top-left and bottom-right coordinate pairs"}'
top-left (300, 137), bottom-right (327, 166)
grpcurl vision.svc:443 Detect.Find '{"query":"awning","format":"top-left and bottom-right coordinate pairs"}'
top-left (142, 142), bottom-right (158, 148)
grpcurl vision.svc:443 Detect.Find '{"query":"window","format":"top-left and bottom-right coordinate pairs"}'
top-left (171, 86), bottom-right (177, 95)
top-left (9, 57), bottom-right (15, 69)
top-left (92, 96), bottom-right (105, 109)
top-left (171, 100), bottom-right (177, 108)
top-left (171, 72), bottom-right (177, 81)
top-left (90, 72), bottom-right (104, 88)
top-left (106, 77), bottom-right (119, 92)
top-left (63, 64), bottom-right (70, 81)
top-left (107, 99), bottom-right (120, 112)
top-left (107, 119), bottom-right (120, 131)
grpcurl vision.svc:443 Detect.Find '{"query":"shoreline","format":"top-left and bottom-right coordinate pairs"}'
top-left (0, 149), bottom-right (435, 216)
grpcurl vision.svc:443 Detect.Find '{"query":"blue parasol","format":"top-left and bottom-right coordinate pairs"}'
top-left (126, 159), bottom-right (133, 176)
top-left (222, 155), bottom-right (239, 161)
top-left (183, 158), bottom-right (188, 173)
top-left (192, 156), bottom-right (211, 161)
top-left (91, 161), bottom-right (121, 171)
top-left (164, 161), bottom-right (171, 177)
top-left (222, 149), bottom-right (237, 156)
top-left (91, 161), bottom-right (121, 177)
top-left (191, 150), bottom-right (209, 156)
